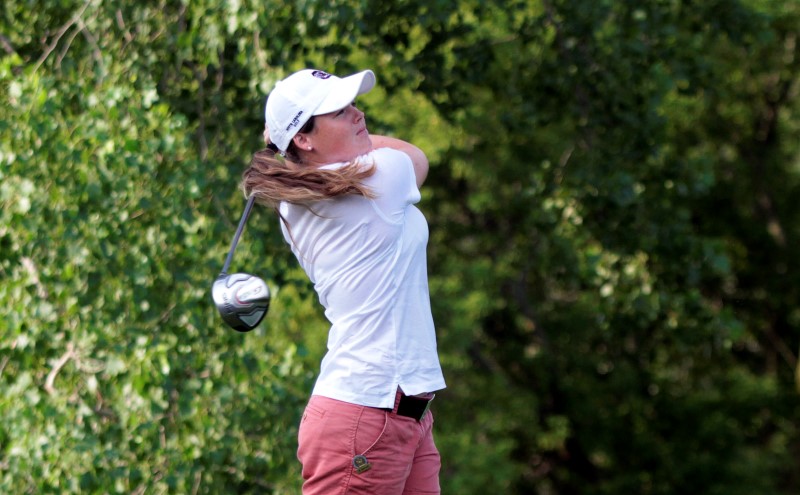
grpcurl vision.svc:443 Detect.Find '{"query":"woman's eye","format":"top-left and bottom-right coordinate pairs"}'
top-left (335, 102), bottom-right (356, 117)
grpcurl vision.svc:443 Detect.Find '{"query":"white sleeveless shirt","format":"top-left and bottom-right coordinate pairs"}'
top-left (279, 147), bottom-right (446, 408)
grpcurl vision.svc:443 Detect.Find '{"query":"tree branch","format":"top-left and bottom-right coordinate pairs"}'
top-left (44, 343), bottom-right (75, 396)
top-left (78, 18), bottom-right (105, 74)
top-left (115, 9), bottom-right (134, 46)
top-left (34, 0), bottom-right (92, 73)
top-left (0, 33), bottom-right (16, 55)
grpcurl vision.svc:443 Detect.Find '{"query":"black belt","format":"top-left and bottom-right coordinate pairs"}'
top-left (389, 393), bottom-right (435, 421)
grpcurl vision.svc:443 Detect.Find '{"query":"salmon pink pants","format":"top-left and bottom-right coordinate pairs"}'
top-left (297, 393), bottom-right (441, 494)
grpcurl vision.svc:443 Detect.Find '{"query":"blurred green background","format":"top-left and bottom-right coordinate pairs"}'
top-left (2, 0), bottom-right (799, 493)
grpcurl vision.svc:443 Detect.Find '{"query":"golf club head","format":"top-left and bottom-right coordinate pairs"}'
top-left (212, 273), bottom-right (270, 332)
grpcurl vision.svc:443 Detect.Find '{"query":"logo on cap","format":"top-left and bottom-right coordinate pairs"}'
top-left (311, 70), bottom-right (332, 79)
top-left (285, 110), bottom-right (304, 131)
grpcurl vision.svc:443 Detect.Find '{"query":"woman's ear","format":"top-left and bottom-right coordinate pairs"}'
top-left (293, 133), bottom-right (310, 149)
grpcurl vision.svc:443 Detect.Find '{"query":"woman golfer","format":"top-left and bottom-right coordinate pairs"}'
top-left (242, 68), bottom-right (446, 495)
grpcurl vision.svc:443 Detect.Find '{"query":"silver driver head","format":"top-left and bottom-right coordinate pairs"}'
top-left (212, 273), bottom-right (270, 332)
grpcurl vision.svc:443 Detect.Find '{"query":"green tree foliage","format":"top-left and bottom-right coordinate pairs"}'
top-left (414, 1), bottom-right (800, 493)
top-left (1, 0), bottom-right (798, 494)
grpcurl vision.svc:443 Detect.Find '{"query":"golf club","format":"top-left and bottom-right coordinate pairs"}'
top-left (212, 195), bottom-right (270, 332)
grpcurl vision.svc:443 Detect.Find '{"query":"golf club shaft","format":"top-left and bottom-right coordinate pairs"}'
top-left (220, 195), bottom-right (257, 276)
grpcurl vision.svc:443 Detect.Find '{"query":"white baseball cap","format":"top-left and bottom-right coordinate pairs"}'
top-left (264, 69), bottom-right (376, 152)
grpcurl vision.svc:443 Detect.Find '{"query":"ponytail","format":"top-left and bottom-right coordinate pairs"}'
top-left (241, 148), bottom-right (376, 209)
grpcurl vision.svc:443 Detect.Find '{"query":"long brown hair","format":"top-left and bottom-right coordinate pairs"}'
top-left (242, 117), bottom-right (377, 209)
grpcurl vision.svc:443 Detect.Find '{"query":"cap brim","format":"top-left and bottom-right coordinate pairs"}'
top-left (314, 70), bottom-right (375, 116)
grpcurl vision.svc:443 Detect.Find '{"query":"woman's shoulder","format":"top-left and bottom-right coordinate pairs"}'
top-left (370, 146), bottom-right (411, 162)
top-left (318, 147), bottom-right (410, 171)
top-left (364, 147), bottom-right (415, 182)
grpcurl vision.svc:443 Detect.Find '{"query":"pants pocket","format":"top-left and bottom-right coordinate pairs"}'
top-left (352, 407), bottom-right (389, 456)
